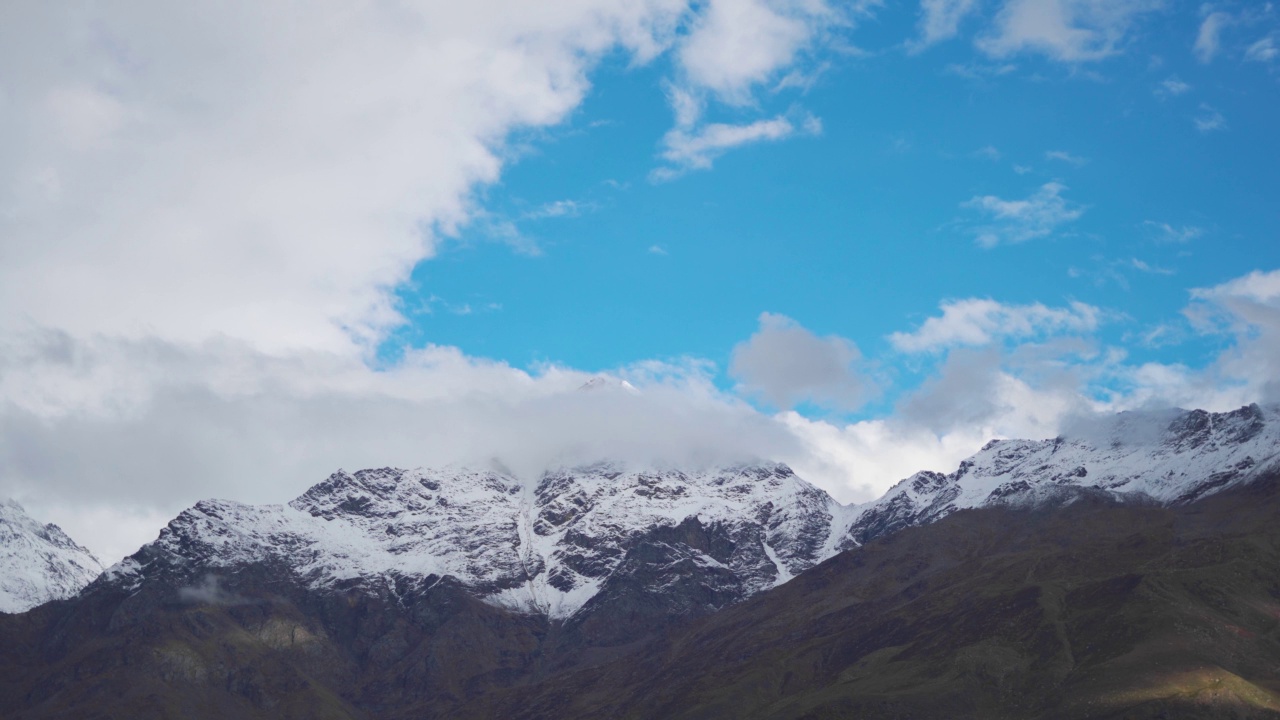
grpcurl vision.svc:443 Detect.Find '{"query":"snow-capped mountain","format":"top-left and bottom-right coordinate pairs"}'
top-left (834, 403), bottom-right (1280, 550)
top-left (105, 463), bottom-right (838, 620)
top-left (0, 499), bottom-right (104, 614)
top-left (96, 404), bottom-right (1280, 623)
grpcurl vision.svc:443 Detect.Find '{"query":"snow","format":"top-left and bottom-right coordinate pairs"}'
top-left (0, 499), bottom-right (104, 613)
top-left (835, 403), bottom-right (1280, 544)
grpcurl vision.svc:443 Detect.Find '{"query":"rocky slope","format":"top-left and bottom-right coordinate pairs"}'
top-left (0, 500), bottom-right (103, 614)
top-left (466, 466), bottom-right (1280, 719)
top-left (102, 462), bottom-right (839, 625)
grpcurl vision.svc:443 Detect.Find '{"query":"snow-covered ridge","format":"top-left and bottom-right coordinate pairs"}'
top-left (833, 403), bottom-right (1280, 549)
top-left (109, 463), bottom-right (838, 619)
top-left (98, 404), bottom-right (1280, 620)
top-left (0, 499), bottom-right (104, 614)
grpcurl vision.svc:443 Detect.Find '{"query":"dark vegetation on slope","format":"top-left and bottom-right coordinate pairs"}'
top-left (4, 474), bottom-right (1280, 719)
top-left (468, 473), bottom-right (1280, 720)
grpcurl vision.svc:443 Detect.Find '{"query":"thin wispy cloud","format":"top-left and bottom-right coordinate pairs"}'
top-left (1154, 75), bottom-right (1192, 98)
top-left (1246, 35), bottom-right (1279, 62)
top-left (654, 114), bottom-right (818, 180)
top-left (963, 182), bottom-right (1086, 248)
top-left (909, 0), bottom-right (981, 53)
top-left (522, 199), bottom-right (594, 221)
top-left (974, 145), bottom-right (1003, 161)
top-left (1130, 258), bottom-right (1175, 276)
top-left (1144, 221), bottom-right (1203, 243)
top-left (1194, 103), bottom-right (1227, 132)
top-left (944, 61), bottom-right (1018, 79)
top-left (1045, 150), bottom-right (1088, 166)
top-left (1195, 11), bottom-right (1232, 63)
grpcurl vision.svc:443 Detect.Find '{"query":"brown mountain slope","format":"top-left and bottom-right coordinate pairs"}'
top-left (459, 476), bottom-right (1280, 720)
top-left (4, 475), bottom-right (1280, 719)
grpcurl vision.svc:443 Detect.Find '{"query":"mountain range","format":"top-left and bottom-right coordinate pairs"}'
top-left (2, 403), bottom-right (1279, 718)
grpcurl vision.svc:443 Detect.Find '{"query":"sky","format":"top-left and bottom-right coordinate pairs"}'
top-left (1, 0), bottom-right (1279, 564)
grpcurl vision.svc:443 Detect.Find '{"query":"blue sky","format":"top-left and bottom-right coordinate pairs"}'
top-left (387, 0), bottom-right (1280, 419)
top-left (3, 0), bottom-right (1280, 561)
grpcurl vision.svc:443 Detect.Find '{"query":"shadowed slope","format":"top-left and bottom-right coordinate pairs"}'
top-left (461, 476), bottom-right (1280, 719)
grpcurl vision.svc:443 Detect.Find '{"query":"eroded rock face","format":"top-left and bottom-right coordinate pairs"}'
top-left (101, 462), bottom-right (842, 624)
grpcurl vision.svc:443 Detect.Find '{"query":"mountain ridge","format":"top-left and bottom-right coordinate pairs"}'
top-left (0, 499), bottom-right (104, 614)
top-left (2, 403), bottom-right (1279, 718)
top-left (99, 403), bottom-right (1280, 617)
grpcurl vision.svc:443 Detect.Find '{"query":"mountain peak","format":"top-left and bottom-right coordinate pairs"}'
top-left (837, 403), bottom-right (1280, 550)
top-left (0, 499), bottom-right (104, 614)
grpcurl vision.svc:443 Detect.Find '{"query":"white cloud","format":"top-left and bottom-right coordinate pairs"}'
top-left (889, 298), bottom-right (1102, 353)
top-left (1130, 258), bottom-right (1175, 275)
top-left (677, 0), bottom-right (827, 101)
top-left (1195, 11), bottom-right (1232, 63)
top-left (974, 145), bottom-right (1003, 160)
top-left (963, 182), bottom-right (1085, 247)
top-left (655, 115), bottom-right (811, 178)
top-left (1194, 103), bottom-right (1226, 132)
top-left (0, 1), bottom-right (704, 355)
top-left (1181, 269), bottom-right (1280, 403)
top-left (1246, 35), bottom-right (1279, 62)
top-left (1154, 75), bottom-right (1192, 98)
top-left (523, 199), bottom-right (592, 220)
top-left (729, 313), bottom-right (868, 411)
top-left (977, 0), bottom-right (1162, 62)
top-left (0, 1), bottom-right (847, 356)
top-left (658, 0), bottom-right (851, 175)
top-left (1144, 220), bottom-right (1202, 243)
top-left (1045, 149), bottom-right (1088, 166)
top-left (802, 268), bottom-right (1280, 505)
top-left (0, 332), bottom-right (800, 562)
top-left (909, 0), bottom-right (981, 52)
top-left (945, 61), bottom-right (1019, 79)
top-left (781, 343), bottom-right (1101, 503)
top-left (0, 2), bottom-right (857, 560)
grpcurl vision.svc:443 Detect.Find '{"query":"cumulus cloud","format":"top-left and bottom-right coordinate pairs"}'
top-left (655, 0), bottom-right (853, 175)
top-left (781, 341), bottom-right (1102, 504)
top-left (977, 0), bottom-right (1162, 62)
top-left (0, 2), bottom-right (711, 355)
top-left (0, 332), bottom-right (800, 562)
top-left (677, 0), bottom-right (826, 100)
top-left (729, 313), bottom-right (868, 411)
top-left (0, 2), bottom-right (860, 561)
top-left (1187, 269), bottom-right (1280, 402)
top-left (0, 1), bottom-right (848, 356)
top-left (963, 182), bottom-right (1085, 247)
top-left (889, 298), bottom-right (1103, 353)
